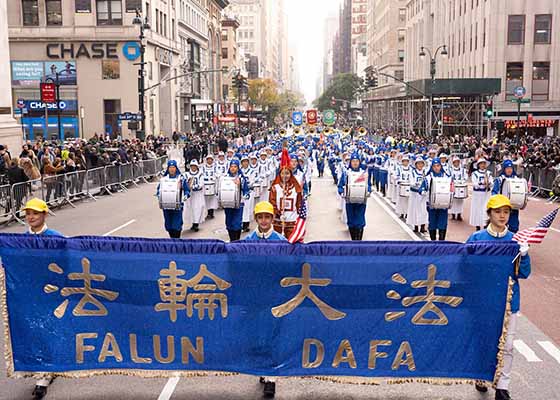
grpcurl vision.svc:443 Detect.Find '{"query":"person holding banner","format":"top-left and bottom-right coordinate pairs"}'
top-left (492, 159), bottom-right (521, 233)
top-left (245, 201), bottom-right (287, 241)
top-left (338, 152), bottom-right (371, 240)
top-left (157, 160), bottom-right (190, 239)
top-left (223, 159), bottom-right (250, 242)
top-left (21, 198), bottom-right (62, 399)
top-left (467, 194), bottom-right (531, 400)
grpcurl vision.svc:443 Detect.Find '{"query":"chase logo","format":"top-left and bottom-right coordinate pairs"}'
top-left (122, 42), bottom-right (141, 61)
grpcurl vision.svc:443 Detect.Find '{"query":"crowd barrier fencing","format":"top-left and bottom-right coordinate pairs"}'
top-left (2, 156), bottom-right (167, 226)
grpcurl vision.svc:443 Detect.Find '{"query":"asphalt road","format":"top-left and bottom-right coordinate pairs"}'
top-left (1, 165), bottom-right (560, 400)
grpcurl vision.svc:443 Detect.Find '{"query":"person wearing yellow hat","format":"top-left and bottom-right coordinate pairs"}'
top-left (244, 201), bottom-right (287, 241)
top-left (466, 194), bottom-right (531, 400)
top-left (22, 198), bottom-right (63, 237)
top-left (22, 198), bottom-right (63, 398)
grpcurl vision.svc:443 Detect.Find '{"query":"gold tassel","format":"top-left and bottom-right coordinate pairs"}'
top-left (493, 277), bottom-right (515, 388)
top-left (1, 266), bottom-right (16, 378)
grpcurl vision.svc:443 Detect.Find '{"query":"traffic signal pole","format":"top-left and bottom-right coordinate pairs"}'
top-left (516, 98), bottom-right (521, 145)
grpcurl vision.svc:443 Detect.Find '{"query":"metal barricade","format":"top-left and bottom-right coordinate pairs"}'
top-left (0, 184), bottom-right (13, 223)
top-left (141, 159), bottom-right (157, 180)
top-left (132, 161), bottom-right (146, 183)
top-left (85, 167), bottom-right (107, 198)
top-left (41, 174), bottom-right (68, 209)
top-left (11, 179), bottom-right (43, 224)
top-left (119, 163), bottom-right (137, 187)
top-left (105, 164), bottom-right (125, 193)
top-left (64, 170), bottom-right (87, 202)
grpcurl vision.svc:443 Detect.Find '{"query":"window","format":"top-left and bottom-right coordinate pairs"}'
top-left (102, 60), bottom-right (120, 79)
top-left (398, 30), bottom-right (405, 42)
top-left (395, 70), bottom-right (404, 81)
top-left (506, 62), bottom-right (523, 100)
top-left (125, 0), bottom-right (141, 12)
top-left (221, 47), bottom-right (228, 58)
top-left (103, 99), bottom-right (121, 139)
top-left (534, 15), bottom-right (552, 44)
top-left (398, 8), bottom-right (406, 22)
top-left (75, 0), bottom-right (92, 13)
top-left (532, 62), bottom-right (550, 101)
top-left (22, 0), bottom-right (39, 26)
top-left (398, 50), bottom-right (405, 63)
top-left (508, 15), bottom-right (525, 44)
top-left (46, 0), bottom-right (62, 25)
top-left (96, 0), bottom-right (122, 25)
top-left (221, 29), bottom-right (228, 41)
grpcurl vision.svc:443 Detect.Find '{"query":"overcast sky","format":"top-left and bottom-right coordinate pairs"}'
top-left (285, 0), bottom-right (342, 105)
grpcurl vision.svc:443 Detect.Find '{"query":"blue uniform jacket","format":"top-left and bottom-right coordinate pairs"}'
top-left (244, 230), bottom-right (287, 241)
top-left (466, 229), bottom-right (531, 313)
top-left (492, 174), bottom-right (520, 233)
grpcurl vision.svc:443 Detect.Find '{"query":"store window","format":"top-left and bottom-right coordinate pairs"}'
top-left (534, 15), bottom-right (552, 44)
top-left (96, 0), bottom-right (122, 25)
top-left (46, 0), bottom-right (62, 25)
top-left (532, 62), bottom-right (550, 101)
top-left (505, 62), bottom-right (523, 100)
top-left (102, 60), bottom-right (120, 79)
top-left (507, 15), bottom-right (525, 45)
top-left (104, 99), bottom-right (121, 138)
top-left (22, 0), bottom-right (39, 26)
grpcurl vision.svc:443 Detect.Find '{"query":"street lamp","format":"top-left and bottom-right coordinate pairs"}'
top-left (133, 9), bottom-right (150, 141)
top-left (419, 45), bottom-right (448, 141)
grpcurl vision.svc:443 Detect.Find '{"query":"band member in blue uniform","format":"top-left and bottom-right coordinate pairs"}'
top-left (316, 146), bottom-right (326, 177)
top-left (338, 152), bottom-right (371, 240)
top-left (492, 159), bottom-right (520, 233)
top-left (426, 158), bottom-right (449, 241)
top-left (157, 160), bottom-right (190, 238)
top-left (223, 159), bottom-right (249, 242)
top-left (467, 194), bottom-right (531, 400)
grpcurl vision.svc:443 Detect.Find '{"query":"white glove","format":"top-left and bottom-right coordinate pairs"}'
top-left (182, 196), bottom-right (189, 202)
top-left (519, 242), bottom-right (529, 257)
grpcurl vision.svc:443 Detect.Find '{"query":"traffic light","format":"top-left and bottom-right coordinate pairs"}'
top-left (485, 100), bottom-right (494, 118)
top-left (366, 74), bottom-right (378, 88)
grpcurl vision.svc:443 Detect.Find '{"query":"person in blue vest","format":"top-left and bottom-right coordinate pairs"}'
top-left (22, 198), bottom-right (62, 399)
top-left (157, 160), bottom-right (190, 238)
top-left (492, 159), bottom-right (521, 233)
top-left (426, 158), bottom-right (450, 241)
top-left (223, 159), bottom-right (250, 242)
top-left (338, 152), bottom-right (371, 240)
top-left (467, 194), bottom-right (530, 400)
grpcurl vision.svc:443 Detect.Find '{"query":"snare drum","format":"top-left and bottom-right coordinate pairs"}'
top-left (253, 185), bottom-right (262, 198)
top-left (158, 177), bottom-right (183, 210)
top-left (204, 182), bottom-right (216, 196)
top-left (503, 178), bottom-right (528, 210)
top-left (398, 183), bottom-right (411, 197)
top-left (429, 177), bottom-right (453, 209)
top-left (218, 176), bottom-right (241, 209)
top-left (453, 181), bottom-right (468, 199)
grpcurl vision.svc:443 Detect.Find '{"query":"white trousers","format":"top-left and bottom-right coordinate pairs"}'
top-left (497, 312), bottom-right (518, 390)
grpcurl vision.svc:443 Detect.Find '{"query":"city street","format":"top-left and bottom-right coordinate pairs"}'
top-left (1, 170), bottom-right (559, 400)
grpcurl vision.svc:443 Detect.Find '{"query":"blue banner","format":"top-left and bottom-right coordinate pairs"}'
top-left (0, 235), bottom-right (516, 384)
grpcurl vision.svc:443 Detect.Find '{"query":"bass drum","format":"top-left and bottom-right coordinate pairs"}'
top-left (218, 176), bottom-right (241, 209)
top-left (503, 178), bottom-right (528, 210)
top-left (453, 181), bottom-right (469, 200)
top-left (159, 177), bottom-right (183, 210)
top-left (345, 172), bottom-right (368, 204)
top-left (429, 177), bottom-right (453, 209)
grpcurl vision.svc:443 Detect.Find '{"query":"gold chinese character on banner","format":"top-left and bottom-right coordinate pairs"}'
top-left (44, 258), bottom-right (119, 318)
top-left (271, 263), bottom-right (346, 320)
top-left (155, 262), bottom-right (232, 322)
top-left (385, 264), bottom-right (463, 326)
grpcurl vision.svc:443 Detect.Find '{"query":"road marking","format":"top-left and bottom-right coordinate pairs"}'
top-left (513, 340), bottom-right (542, 362)
top-left (102, 219), bottom-right (137, 236)
top-left (157, 377), bottom-right (180, 400)
top-left (537, 341), bottom-right (560, 364)
top-left (551, 227), bottom-right (560, 234)
top-left (370, 192), bottom-right (421, 241)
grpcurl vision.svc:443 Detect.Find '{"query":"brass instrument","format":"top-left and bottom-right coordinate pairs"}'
top-left (358, 127), bottom-right (367, 136)
top-left (279, 128), bottom-right (286, 136)
top-left (308, 127), bottom-right (316, 134)
top-left (323, 127), bottom-right (332, 135)
top-left (294, 127), bottom-right (302, 135)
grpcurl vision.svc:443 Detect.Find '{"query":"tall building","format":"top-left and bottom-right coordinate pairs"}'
top-left (351, 0), bottom-right (368, 76)
top-left (220, 16), bottom-right (241, 100)
top-left (332, 0), bottom-right (352, 75)
top-left (323, 12), bottom-right (338, 90)
top-left (404, 0), bottom-right (560, 136)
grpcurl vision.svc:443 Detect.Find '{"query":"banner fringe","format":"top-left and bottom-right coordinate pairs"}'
top-left (493, 277), bottom-right (514, 388)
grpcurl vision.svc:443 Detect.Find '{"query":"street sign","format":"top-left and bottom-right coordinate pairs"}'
top-left (323, 109), bottom-right (336, 126)
top-left (118, 112), bottom-right (143, 121)
top-left (511, 99), bottom-right (530, 104)
top-left (306, 109), bottom-right (318, 125)
top-left (513, 86), bottom-right (526, 98)
top-left (40, 83), bottom-right (56, 103)
top-left (292, 111), bottom-right (303, 126)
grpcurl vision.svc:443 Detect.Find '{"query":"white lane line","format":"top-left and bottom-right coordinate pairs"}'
top-left (513, 340), bottom-right (542, 362)
top-left (551, 227), bottom-right (560, 234)
top-left (370, 192), bottom-right (421, 241)
top-left (157, 377), bottom-right (180, 400)
top-left (538, 341), bottom-right (560, 364)
top-left (102, 219), bottom-right (137, 237)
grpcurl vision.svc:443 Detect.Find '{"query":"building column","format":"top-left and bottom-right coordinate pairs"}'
top-left (0, 1), bottom-right (22, 149)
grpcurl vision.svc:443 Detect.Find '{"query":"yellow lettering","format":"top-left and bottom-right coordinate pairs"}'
top-left (368, 340), bottom-right (392, 369)
top-left (130, 334), bottom-right (152, 364)
top-left (75, 333), bottom-right (97, 364)
top-left (98, 332), bottom-right (123, 363)
top-left (332, 339), bottom-right (357, 368)
top-left (302, 338), bottom-right (324, 368)
top-left (181, 337), bottom-right (204, 364)
top-left (153, 335), bottom-right (175, 363)
top-left (391, 341), bottom-right (416, 371)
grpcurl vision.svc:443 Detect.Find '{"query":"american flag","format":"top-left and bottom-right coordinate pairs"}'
top-left (288, 200), bottom-right (307, 244)
top-left (513, 208), bottom-right (559, 244)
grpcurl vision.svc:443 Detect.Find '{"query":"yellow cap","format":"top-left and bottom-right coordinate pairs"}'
top-left (254, 201), bottom-right (274, 216)
top-left (22, 198), bottom-right (49, 213)
top-left (486, 194), bottom-right (512, 210)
